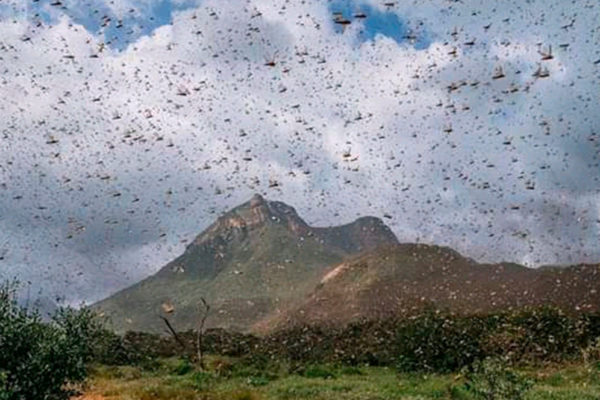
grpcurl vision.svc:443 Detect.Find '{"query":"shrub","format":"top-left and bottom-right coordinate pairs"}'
top-left (462, 357), bottom-right (533, 400)
top-left (172, 357), bottom-right (194, 375)
top-left (90, 329), bottom-right (162, 368)
top-left (0, 281), bottom-right (103, 400)
top-left (395, 309), bottom-right (488, 372)
top-left (507, 307), bottom-right (585, 362)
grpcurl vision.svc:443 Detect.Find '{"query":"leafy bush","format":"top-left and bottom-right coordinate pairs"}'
top-left (172, 357), bottom-right (194, 375)
top-left (90, 329), bottom-right (162, 369)
top-left (507, 307), bottom-right (585, 362)
top-left (82, 305), bottom-right (600, 374)
top-left (0, 281), bottom-right (102, 400)
top-left (395, 309), bottom-right (488, 372)
top-left (462, 357), bottom-right (533, 400)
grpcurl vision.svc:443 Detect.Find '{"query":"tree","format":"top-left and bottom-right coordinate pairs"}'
top-left (158, 297), bottom-right (210, 369)
top-left (0, 281), bottom-right (102, 400)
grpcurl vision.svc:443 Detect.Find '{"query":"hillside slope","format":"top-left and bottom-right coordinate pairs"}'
top-left (258, 243), bottom-right (600, 331)
top-left (94, 194), bottom-right (398, 333)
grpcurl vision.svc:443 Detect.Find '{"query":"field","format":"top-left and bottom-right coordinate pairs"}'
top-left (75, 357), bottom-right (600, 400)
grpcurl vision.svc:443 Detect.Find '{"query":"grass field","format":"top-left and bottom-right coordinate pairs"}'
top-left (74, 357), bottom-right (600, 400)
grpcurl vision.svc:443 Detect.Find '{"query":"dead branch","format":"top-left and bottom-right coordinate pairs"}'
top-left (160, 315), bottom-right (187, 351)
top-left (197, 297), bottom-right (210, 369)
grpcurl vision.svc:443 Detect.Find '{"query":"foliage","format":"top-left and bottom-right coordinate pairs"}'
top-left (395, 309), bottom-right (488, 372)
top-left (90, 329), bottom-right (163, 369)
top-left (506, 306), bottom-right (588, 362)
top-left (193, 371), bottom-right (217, 391)
top-left (462, 357), bottom-right (533, 400)
top-left (91, 306), bottom-right (600, 374)
top-left (0, 281), bottom-right (103, 400)
top-left (227, 355), bottom-right (282, 385)
top-left (173, 357), bottom-right (194, 375)
top-left (581, 337), bottom-right (600, 367)
top-left (299, 365), bottom-right (336, 379)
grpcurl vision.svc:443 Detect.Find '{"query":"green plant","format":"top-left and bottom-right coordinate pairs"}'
top-left (337, 365), bottom-right (363, 375)
top-left (193, 371), bottom-right (216, 391)
top-left (462, 357), bottom-right (533, 400)
top-left (395, 309), bottom-right (488, 372)
top-left (226, 357), bottom-right (281, 387)
top-left (173, 357), bottom-right (194, 375)
top-left (508, 307), bottom-right (582, 362)
top-left (0, 281), bottom-right (103, 400)
top-left (300, 364), bottom-right (337, 379)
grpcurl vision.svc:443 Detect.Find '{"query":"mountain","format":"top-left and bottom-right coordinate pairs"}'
top-left (96, 194), bottom-right (600, 335)
top-left (257, 244), bottom-right (600, 331)
top-left (94, 194), bottom-right (398, 333)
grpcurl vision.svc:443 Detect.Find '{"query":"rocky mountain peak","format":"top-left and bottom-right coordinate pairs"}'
top-left (249, 193), bottom-right (266, 207)
top-left (190, 195), bottom-right (310, 248)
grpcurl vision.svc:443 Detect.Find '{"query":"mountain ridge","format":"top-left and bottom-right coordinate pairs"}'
top-left (256, 243), bottom-right (600, 332)
top-left (94, 195), bottom-right (600, 335)
top-left (94, 194), bottom-right (398, 333)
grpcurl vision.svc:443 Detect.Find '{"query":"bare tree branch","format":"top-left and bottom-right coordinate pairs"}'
top-left (197, 297), bottom-right (210, 369)
top-left (159, 315), bottom-right (186, 351)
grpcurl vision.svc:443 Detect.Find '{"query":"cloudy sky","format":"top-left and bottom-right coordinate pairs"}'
top-left (0, 0), bottom-right (599, 306)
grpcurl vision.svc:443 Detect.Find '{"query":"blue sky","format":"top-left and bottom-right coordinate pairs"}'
top-left (23, 0), bottom-right (187, 50)
top-left (16, 0), bottom-right (432, 50)
top-left (328, 0), bottom-right (431, 49)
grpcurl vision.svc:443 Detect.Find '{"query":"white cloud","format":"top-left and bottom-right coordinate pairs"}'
top-left (0, 0), bottom-right (599, 305)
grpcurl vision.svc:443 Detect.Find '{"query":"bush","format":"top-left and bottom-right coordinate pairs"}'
top-left (462, 357), bottom-right (533, 400)
top-left (395, 309), bottom-right (488, 372)
top-left (172, 357), bottom-right (194, 375)
top-left (90, 329), bottom-right (162, 369)
top-left (0, 281), bottom-right (103, 400)
top-left (507, 307), bottom-right (585, 362)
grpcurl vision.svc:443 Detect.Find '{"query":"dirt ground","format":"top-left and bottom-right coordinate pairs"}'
top-left (71, 394), bottom-right (105, 400)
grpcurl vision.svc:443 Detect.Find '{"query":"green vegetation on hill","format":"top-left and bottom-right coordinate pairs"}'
top-left (94, 195), bottom-right (398, 333)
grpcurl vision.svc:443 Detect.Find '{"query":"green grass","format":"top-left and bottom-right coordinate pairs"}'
top-left (80, 357), bottom-right (600, 400)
